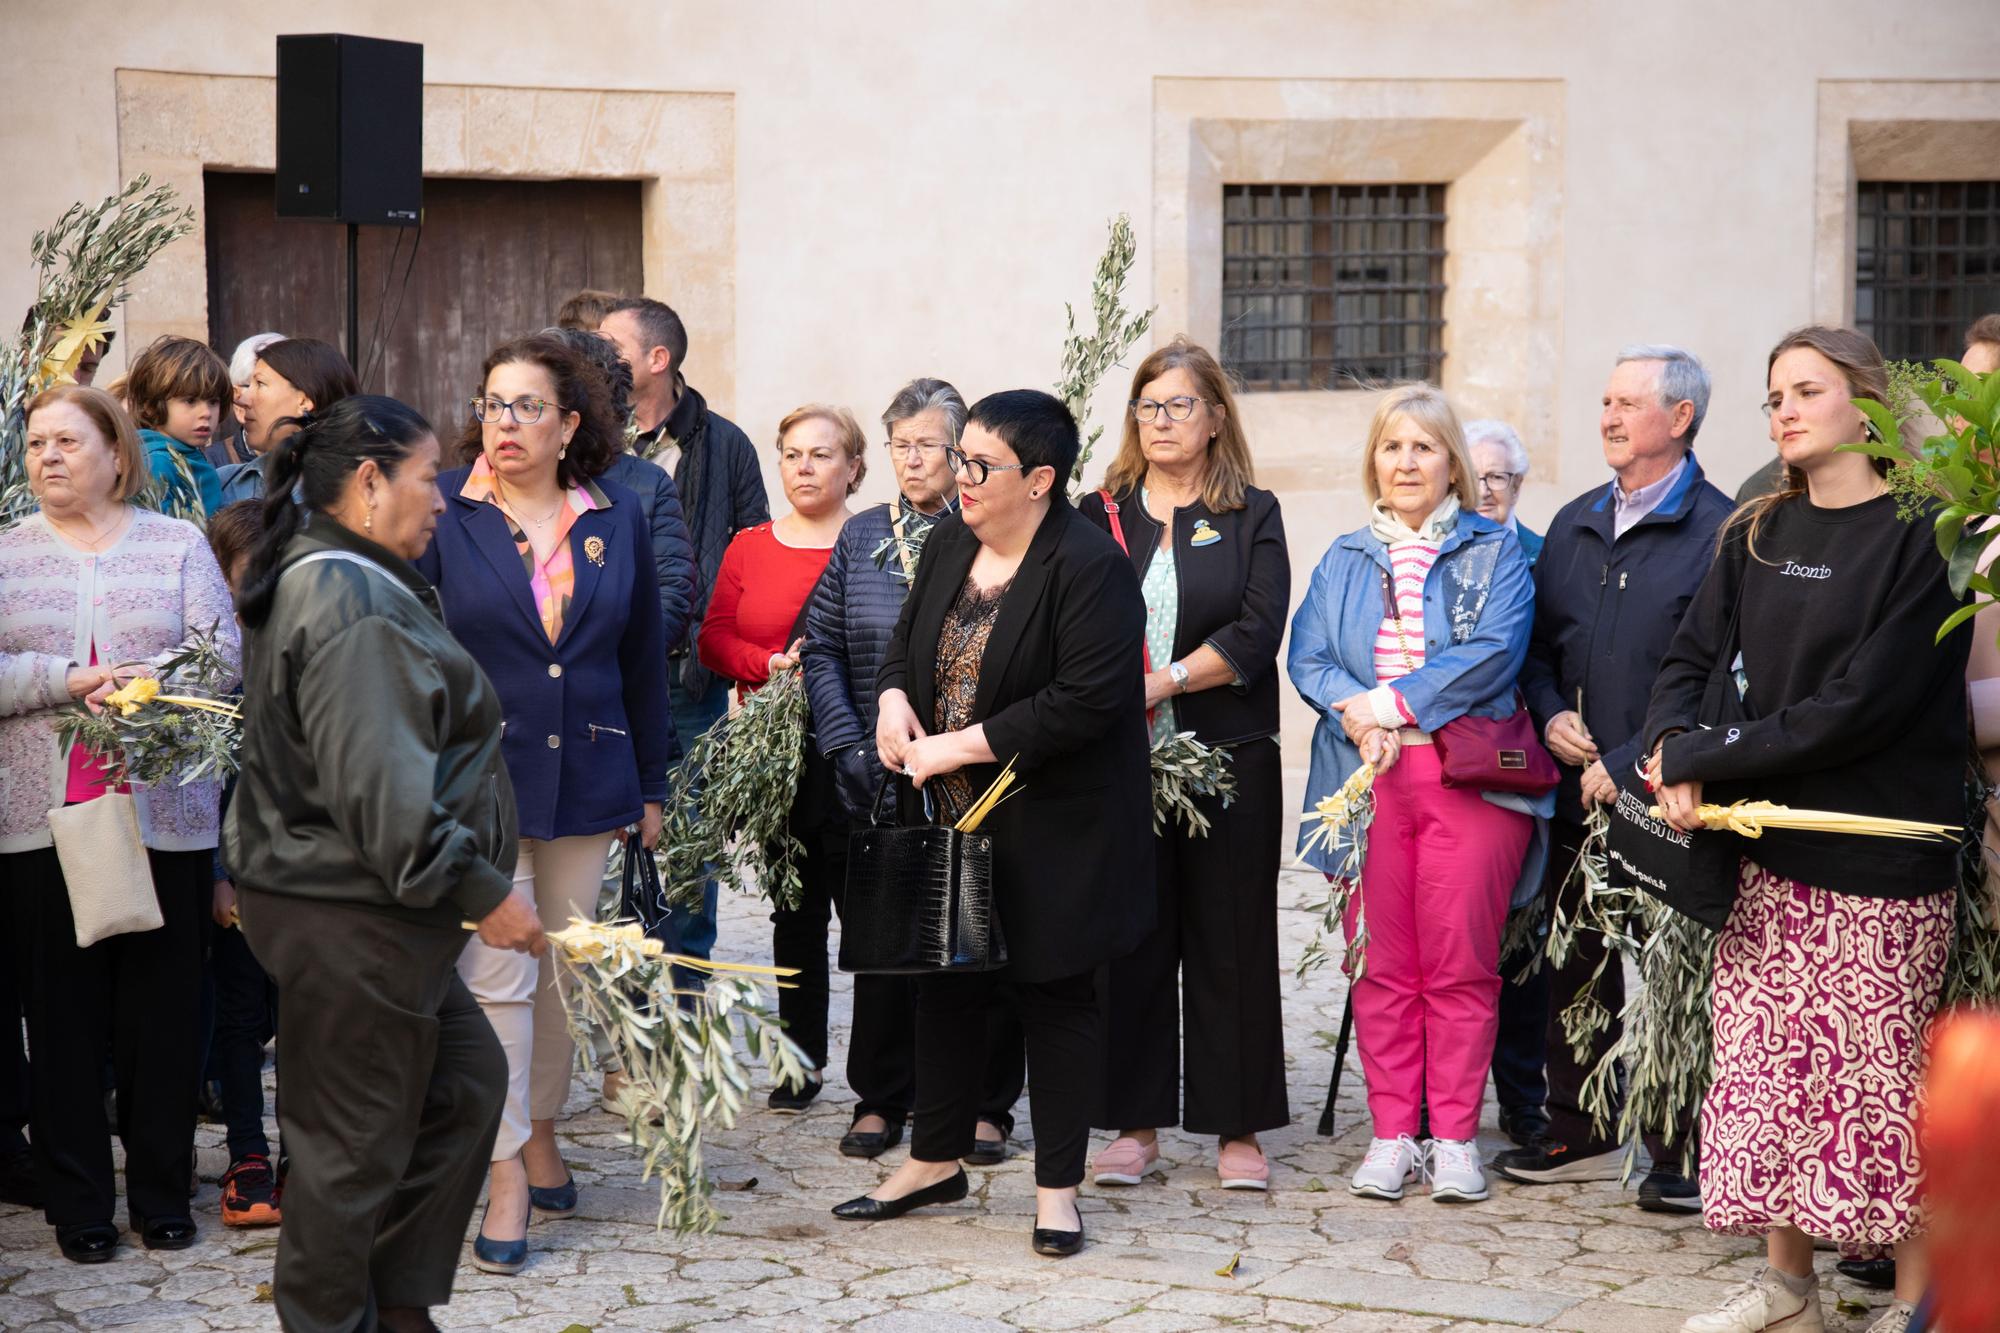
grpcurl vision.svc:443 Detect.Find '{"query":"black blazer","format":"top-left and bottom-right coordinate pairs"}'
top-left (1077, 485), bottom-right (1290, 746)
top-left (877, 502), bottom-right (1155, 983)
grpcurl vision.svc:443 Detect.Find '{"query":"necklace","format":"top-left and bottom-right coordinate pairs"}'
top-left (493, 475), bottom-right (565, 527)
top-left (46, 507), bottom-right (126, 552)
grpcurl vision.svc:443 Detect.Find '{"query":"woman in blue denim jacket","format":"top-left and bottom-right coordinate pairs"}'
top-left (1288, 384), bottom-right (1549, 1208)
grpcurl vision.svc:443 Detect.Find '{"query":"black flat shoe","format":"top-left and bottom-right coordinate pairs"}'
top-left (839, 1117), bottom-right (905, 1159)
top-left (1031, 1208), bottom-right (1085, 1258)
top-left (133, 1213), bottom-right (197, 1250)
top-left (55, 1221), bottom-right (118, 1264)
top-left (768, 1078), bottom-right (823, 1114)
top-left (963, 1121), bottom-right (1009, 1166)
top-left (831, 1167), bottom-right (968, 1220)
top-left (1835, 1257), bottom-right (1897, 1290)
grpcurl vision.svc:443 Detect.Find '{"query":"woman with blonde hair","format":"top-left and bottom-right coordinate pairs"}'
top-left (1079, 338), bottom-right (1292, 1191)
top-left (699, 403), bottom-right (864, 1111)
top-left (1287, 383), bottom-right (1545, 1206)
top-left (0, 385), bottom-right (238, 1262)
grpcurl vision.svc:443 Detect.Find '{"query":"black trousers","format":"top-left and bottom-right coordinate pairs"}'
top-left (1543, 818), bottom-right (1689, 1163)
top-left (773, 820), bottom-right (1026, 1128)
top-left (912, 967), bottom-right (1100, 1189)
top-left (1491, 931), bottom-right (1550, 1120)
top-left (240, 888), bottom-right (505, 1333)
top-left (0, 925), bottom-right (28, 1156)
top-left (1101, 739), bottom-right (1289, 1137)
top-left (4, 847), bottom-right (207, 1228)
top-left (208, 920), bottom-right (279, 1162)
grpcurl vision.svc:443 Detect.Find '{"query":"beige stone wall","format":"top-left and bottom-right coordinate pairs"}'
top-left (4, 0), bottom-right (1998, 802)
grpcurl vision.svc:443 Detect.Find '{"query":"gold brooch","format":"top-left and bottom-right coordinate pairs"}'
top-left (584, 535), bottom-right (606, 567)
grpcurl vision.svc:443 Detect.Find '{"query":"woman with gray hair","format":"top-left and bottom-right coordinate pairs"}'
top-left (799, 378), bottom-right (1025, 1160)
top-left (1464, 420), bottom-right (1541, 564)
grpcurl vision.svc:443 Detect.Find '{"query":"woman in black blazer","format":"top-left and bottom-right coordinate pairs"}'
top-left (1076, 339), bottom-right (1291, 1192)
top-left (831, 389), bottom-right (1152, 1258)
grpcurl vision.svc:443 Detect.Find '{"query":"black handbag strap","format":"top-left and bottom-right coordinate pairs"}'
top-left (869, 772), bottom-right (934, 827)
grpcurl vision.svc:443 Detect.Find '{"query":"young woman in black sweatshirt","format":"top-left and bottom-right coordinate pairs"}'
top-left (1644, 326), bottom-right (1964, 1333)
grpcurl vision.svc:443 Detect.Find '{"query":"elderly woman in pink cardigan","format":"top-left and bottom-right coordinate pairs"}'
top-left (0, 385), bottom-right (238, 1265)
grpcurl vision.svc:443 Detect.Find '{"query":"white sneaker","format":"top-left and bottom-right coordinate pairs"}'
top-left (1864, 1303), bottom-right (1915, 1333)
top-left (1349, 1135), bottom-right (1421, 1201)
top-left (1680, 1267), bottom-right (1825, 1333)
top-left (1426, 1138), bottom-right (1489, 1203)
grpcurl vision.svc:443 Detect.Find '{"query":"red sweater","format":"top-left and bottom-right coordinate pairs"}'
top-left (698, 522), bottom-right (834, 698)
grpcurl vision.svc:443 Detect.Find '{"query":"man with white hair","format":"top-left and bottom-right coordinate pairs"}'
top-left (1465, 419), bottom-right (1542, 564)
top-left (1499, 345), bottom-right (1733, 1213)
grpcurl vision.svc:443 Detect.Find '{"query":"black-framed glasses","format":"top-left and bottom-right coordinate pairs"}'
top-left (945, 444), bottom-right (1027, 486)
top-left (1129, 395), bottom-right (1207, 423)
top-left (1477, 471), bottom-right (1520, 493)
top-left (470, 394), bottom-right (567, 425)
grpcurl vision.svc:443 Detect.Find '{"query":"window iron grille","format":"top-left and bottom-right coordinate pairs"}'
top-left (1220, 183), bottom-right (1447, 391)
top-left (1854, 180), bottom-right (2000, 362)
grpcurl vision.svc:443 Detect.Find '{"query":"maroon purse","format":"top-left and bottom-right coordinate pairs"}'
top-left (1379, 568), bottom-right (1558, 797)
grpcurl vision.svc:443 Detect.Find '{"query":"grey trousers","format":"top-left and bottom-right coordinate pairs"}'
top-left (239, 889), bottom-right (505, 1333)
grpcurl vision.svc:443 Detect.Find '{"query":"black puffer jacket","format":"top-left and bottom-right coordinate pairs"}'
top-left (801, 499), bottom-right (953, 817)
top-left (652, 383), bottom-right (770, 700)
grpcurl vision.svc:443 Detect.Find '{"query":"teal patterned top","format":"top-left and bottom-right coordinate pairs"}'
top-left (1139, 490), bottom-right (1178, 746)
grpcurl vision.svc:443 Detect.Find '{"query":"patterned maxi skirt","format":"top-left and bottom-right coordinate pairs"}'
top-left (1700, 860), bottom-right (1954, 1247)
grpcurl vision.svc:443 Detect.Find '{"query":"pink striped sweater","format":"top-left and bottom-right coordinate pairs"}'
top-left (0, 509), bottom-right (239, 853)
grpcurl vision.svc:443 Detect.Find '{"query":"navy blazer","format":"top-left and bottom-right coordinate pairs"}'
top-left (418, 467), bottom-right (673, 841)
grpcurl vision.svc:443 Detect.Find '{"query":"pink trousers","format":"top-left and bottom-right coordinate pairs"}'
top-left (1344, 744), bottom-right (1531, 1141)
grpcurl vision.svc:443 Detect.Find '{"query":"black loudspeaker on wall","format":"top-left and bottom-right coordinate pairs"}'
top-left (275, 34), bottom-right (423, 226)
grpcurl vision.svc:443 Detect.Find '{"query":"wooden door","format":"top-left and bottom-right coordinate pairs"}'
top-left (204, 172), bottom-right (644, 434)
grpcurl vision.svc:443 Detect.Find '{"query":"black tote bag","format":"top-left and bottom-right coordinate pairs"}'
top-left (1605, 577), bottom-right (1750, 931)
top-left (618, 830), bottom-right (672, 936)
top-left (839, 777), bottom-right (1007, 975)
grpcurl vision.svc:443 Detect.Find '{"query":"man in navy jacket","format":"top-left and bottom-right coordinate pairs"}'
top-left (1496, 345), bottom-right (1733, 1212)
top-left (600, 297), bottom-right (769, 971)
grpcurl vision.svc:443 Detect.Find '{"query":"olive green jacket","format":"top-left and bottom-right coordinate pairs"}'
top-left (224, 514), bottom-right (516, 924)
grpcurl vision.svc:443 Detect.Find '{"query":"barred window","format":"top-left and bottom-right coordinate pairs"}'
top-left (1220, 183), bottom-right (1447, 391)
top-left (1854, 180), bottom-right (2000, 360)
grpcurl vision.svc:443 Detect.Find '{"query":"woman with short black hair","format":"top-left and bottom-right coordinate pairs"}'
top-left (831, 389), bottom-right (1152, 1258)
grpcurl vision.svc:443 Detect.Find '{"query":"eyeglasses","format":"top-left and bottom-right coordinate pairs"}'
top-left (945, 444), bottom-right (1028, 486)
top-left (884, 438), bottom-right (948, 459)
top-left (1477, 471), bottom-right (1520, 493)
top-left (470, 395), bottom-right (568, 425)
top-left (1129, 396), bottom-right (1207, 423)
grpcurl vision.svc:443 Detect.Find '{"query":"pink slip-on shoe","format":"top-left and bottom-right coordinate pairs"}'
top-left (1218, 1140), bottom-right (1269, 1191)
top-left (1091, 1136), bottom-right (1162, 1186)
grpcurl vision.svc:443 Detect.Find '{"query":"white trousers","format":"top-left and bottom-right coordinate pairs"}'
top-left (457, 833), bottom-right (613, 1160)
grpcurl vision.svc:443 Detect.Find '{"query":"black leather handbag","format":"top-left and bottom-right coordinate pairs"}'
top-left (838, 777), bottom-right (1007, 975)
top-left (618, 831), bottom-right (671, 936)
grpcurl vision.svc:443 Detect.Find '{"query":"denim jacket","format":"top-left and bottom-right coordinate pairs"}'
top-left (1288, 510), bottom-right (1550, 898)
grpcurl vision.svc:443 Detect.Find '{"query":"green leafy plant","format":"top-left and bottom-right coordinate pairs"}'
top-left (51, 623), bottom-right (241, 787)
top-left (657, 669), bottom-right (810, 910)
top-left (1055, 213), bottom-right (1154, 494)
top-left (545, 919), bottom-right (808, 1233)
top-left (1149, 731), bottom-right (1236, 836)
top-left (1, 177), bottom-right (195, 531)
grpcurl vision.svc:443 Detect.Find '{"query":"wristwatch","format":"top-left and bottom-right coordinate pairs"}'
top-left (1168, 661), bottom-right (1191, 693)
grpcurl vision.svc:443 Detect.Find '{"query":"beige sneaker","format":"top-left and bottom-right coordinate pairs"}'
top-left (1864, 1303), bottom-right (1915, 1333)
top-left (1680, 1267), bottom-right (1824, 1332)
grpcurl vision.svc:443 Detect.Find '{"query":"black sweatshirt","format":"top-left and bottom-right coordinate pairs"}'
top-left (1643, 493), bottom-right (1969, 898)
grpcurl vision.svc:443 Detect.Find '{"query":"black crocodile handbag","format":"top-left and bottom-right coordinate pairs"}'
top-left (839, 777), bottom-right (1007, 975)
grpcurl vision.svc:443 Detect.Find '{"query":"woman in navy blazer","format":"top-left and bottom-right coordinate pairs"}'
top-left (416, 333), bottom-right (670, 1274)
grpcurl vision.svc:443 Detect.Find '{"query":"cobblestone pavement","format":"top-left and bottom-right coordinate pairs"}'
top-left (1, 868), bottom-right (1905, 1331)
